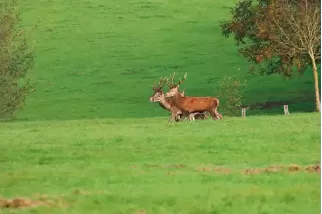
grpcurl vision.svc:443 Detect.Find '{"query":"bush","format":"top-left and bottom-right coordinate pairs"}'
top-left (216, 75), bottom-right (247, 116)
top-left (0, 0), bottom-right (35, 120)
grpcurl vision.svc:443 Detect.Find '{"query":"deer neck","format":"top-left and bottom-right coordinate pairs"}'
top-left (171, 92), bottom-right (185, 109)
top-left (158, 98), bottom-right (172, 110)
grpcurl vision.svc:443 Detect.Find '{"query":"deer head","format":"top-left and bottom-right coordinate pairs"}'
top-left (165, 72), bottom-right (187, 98)
top-left (149, 77), bottom-right (167, 102)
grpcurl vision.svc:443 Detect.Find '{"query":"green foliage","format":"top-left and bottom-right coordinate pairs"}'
top-left (0, 0), bottom-right (34, 120)
top-left (217, 75), bottom-right (247, 116)
top-left (0, 114), bottom-right (320, 213)
top-left (220, 0), bottom-right (321, 77)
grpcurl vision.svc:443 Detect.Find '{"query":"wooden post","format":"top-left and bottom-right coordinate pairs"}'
top-left (241, 108), bottom-right (246, 117)
top-left (283, 105), bottom-right (289, 115)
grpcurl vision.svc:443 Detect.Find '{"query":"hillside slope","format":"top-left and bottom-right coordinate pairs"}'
top-left (19, 0), bottom-right (319, 121)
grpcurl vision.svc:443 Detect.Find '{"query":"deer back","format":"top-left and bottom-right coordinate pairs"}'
top-left (172, 94), bottom-right (219, 113)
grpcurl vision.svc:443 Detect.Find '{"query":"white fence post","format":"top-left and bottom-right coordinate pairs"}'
top-left (283, 105), bottom-right (290, 115)
top-left (241, 108), bottom-right (246, 117)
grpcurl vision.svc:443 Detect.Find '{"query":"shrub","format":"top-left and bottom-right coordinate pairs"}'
top-left (216, 75), bottom-right (247, 116)
top-left (0, 0), bottom-right (35, 120)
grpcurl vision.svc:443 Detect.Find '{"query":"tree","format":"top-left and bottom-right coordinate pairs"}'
top-left (0, 0), bottom-right (35, 120)
top-left (220, 0), bottom-right (321, 112)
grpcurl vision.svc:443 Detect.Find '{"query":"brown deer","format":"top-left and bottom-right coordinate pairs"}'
top-left (149, 77), bottom-right (183, 122)
top-left (149, 78), bottom-right (207, 122)
top-left (179, 89), bottom-right (208, 121)
top-left (165, 72), bottom-right (223, 120)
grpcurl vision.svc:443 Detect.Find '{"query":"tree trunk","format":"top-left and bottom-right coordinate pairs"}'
top-left (309, 51), bottom-right (321, 112)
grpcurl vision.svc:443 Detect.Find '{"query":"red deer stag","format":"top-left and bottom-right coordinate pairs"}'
top-left (180, 89), bottom-right (208, 121)
top-left (149, 78), bottom-right (207, 122)
top-left (165, 73), bottom-right (223, 120)
top-left (149, 77), bottom-right (183, 122)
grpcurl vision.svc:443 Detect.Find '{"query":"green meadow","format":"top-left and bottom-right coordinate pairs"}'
top-left (0, 114), bottom-right (320, 213)
top-left (18, 0), bottom-right (319, 121)
top-left (0, 0), bottom-right (320, 213)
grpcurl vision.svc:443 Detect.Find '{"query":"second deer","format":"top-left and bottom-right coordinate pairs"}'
top-left (165, 72), bottom-right (223, 120)
top-left (180, 89), bottom-right (208, 121)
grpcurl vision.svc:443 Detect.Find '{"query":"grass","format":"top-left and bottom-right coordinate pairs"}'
top-left (17, 0), bottom-right (320, 121)
top-left (1, 0), bottom-right (320, 213)
top-left (0, 113), bottom-right (320, 213)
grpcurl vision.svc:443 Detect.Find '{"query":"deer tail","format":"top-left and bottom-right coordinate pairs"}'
top-left (213, 98), bottom-right (220, 108)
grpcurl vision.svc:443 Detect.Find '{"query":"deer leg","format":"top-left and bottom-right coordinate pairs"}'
top-left (200, 113), bottom-right (206, 120)
top-left (191, 114), bottom-right (195, 121)
top-left (179, 112), bottom-right (188, 121)
top-left (175, 113), bottom-right (182, 122)
top-left (180, 115), bottom-right (186, 121)
top-left (208, 108), bottom-right (222, 120)
top-left (198, 112), bottom-right (207, 120)
top-left (195, 113), bottom-right (206, 120)
top-left (187, 114), bottom-right (191, 121)
top-left (214, 108), bottom-right (223, 120)
top-left (168, 114), bottom-right (176, 122)
top-left (207, 109), bottom-right (218, 120)
top-left (188, 113), bottom-right (195, 121)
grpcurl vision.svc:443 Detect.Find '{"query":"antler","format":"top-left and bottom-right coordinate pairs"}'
top-left (166, 72), bottom-right (176, 88)
top-left (178, 72), bottom-right (187, 85)
top-left (158, 76), bottom-right (167, 89)
top-left (150, 81), bottom-right (158, 91)
top-left (151, 77), bottom-right (167, 91)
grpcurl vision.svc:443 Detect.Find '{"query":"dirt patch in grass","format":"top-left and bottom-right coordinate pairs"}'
top-left (144, 163), bottom-right (187, 168)
top-left (196, 164), bottom-right (320, 175)
top-left (0, 189), bottom-right (111, 210)
top-left (0, 198), bottom-right (53, 209)
top-left (198, 166), bottom-right (232, 174)
top-left (134, 209), bottom-right (146, 214)
top-left (0, 193), bottom-right (72, 210)
top-left (243, 164), bottom-right (320, 175)
top-left (140, 163), bottom-right (320, 175)
top-left (304, 164), bottom-right (321, 173)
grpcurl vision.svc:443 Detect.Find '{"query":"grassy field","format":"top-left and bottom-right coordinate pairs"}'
top-left (1, 0), bottom-right (320, 213)
top-left (17, 0), bottom-right (320, 121)
top-left (0, 113), bottom-right (320, 213)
